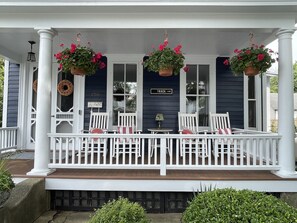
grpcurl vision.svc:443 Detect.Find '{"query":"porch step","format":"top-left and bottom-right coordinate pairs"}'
top-left (34, 211), bottom-right (182, 223)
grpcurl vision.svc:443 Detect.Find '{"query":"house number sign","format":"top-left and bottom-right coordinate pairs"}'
top-left (150, 88), bottom-right (173, 95)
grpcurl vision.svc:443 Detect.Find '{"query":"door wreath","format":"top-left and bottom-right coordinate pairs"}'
top-left (33, 79), bottom-right (38, 93)
top-left (57, 80), bottom-right (73, 96)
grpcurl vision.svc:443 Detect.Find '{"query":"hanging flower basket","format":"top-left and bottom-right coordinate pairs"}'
top-left (244, 66), bottom-right (260, 76)
top-left (159, 68), bottom-right (173, 77)
top-left (70, 67), bottom-right (87, 76)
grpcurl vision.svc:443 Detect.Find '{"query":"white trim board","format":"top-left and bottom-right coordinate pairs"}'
top-left (45, 178), bottom-right (297, 192)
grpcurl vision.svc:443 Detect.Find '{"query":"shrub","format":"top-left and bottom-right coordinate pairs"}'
top-left (88, 197), bottom-right (150, 223)
top-left (182, 188), bottom-right (297, 223)
top-left (0, 159), bottom-right (14, 192)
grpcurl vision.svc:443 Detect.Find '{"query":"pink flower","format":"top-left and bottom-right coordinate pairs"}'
top-left (174, 44), bottom-right (182, 54)
top-left (58, 64), bottom-right (63, 70)
top-left (70, 44), bottom-right (76, 53)
top-left (260, 44), bottom-right (265, 48)
top-left (257, 54), bottom-right (265, 61)
top-left (237, 56), bottom-right (243, 60)
top-left (269, 49), bottom-right (274, 53)
top-left (234, 49), bottom-right (239, 53)
top-left (96, 52), bottom-right (102, 60)
top-left (54, 52), bottom-right (62, 60)
top-left (63, 55), bottom-right (69, 59)
top-left (91, 57), bottom-right (96, 63)
top-left (99, 62), bottom-right (106, 69)
top-left (223, 59), bottom-right (229, 66)
top-left (163, 38), bottom-right (169, 47)
top-left (159, 44), bottom-right (165, 51)
top-left (245, 50), bottom-right (251, 55)
top-left (183, 66), bottom-right (189, 72)
top-left (59, 43), bottom-right (64, 48)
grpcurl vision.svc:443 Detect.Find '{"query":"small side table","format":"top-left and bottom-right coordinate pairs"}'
top-left (147, 128), bottom-right (173, 156)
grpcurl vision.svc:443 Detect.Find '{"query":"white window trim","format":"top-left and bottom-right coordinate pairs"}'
top-left (180, 55), bottom-right (217, 130)
top-left (106, 54), bottom-right (144, 131)
top-left (244, 74), bottom-right (262, 130)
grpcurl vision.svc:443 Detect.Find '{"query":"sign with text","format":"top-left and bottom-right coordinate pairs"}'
top-left (150, 88), bottom-right (173, 95)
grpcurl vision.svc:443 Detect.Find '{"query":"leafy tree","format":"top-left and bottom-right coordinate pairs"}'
top-left (270, 61), bottom-right (297, 93)
top-left (0, 59), bottom-right (4, 127)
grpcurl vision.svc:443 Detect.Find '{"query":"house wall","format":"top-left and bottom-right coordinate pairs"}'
top-left (83, 57), bottom-right (107, 130)
top-left (6, 62), bottom-right (19, 127)
top-left (216, 57), bottom-right (244, 129)
top-left (142, 69), bottom-right (180, 133)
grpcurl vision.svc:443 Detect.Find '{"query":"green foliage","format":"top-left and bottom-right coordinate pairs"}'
top-left (182, 188), bottom-right (297, 223)
top-left (0, 159), bottom-right (14, 192)
top-left (54, 43), bottom-right (105, 75)
top-left (225, 45), bottom-right (276, 76)
top-left (270, 61), bottom-right (297, 93)
top-left (88, 197), bottom-right (150, 223)
top-left (143, 41), bottom-right (185, 75)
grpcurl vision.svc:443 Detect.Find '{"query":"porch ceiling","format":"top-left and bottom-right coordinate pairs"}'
top-left (0, 27), bottom-right (278, 62)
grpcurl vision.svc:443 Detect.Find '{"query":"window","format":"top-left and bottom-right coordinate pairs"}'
top-left (107, 55), bottom-right (143, 130)
top-left (180, 56), bottom-right (216, 129)
top-left (112, 64), bottom-right (137, 125)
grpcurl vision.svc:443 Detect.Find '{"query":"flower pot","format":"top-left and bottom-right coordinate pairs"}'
top-left (159, 68), bottom-right (173, 77)
top-left (70, 67), bottom-right (87, 76)
top-left (244, 66), bottom-right (259, 76)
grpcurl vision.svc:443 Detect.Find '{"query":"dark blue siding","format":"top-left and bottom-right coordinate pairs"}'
top-left (142, 68), bottom-right (180, 133)
top-left (7, 62), bottom-right (19, 127)
top-left (216, 57), bottom-right (244, 128)
top-left (84, 57), bottom-right (107, 129)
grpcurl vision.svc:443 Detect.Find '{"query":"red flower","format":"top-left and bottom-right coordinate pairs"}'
top-left (59, 63), bottom-right (63, 70)
top-left (257, 54), bottom-right (265, 61)
top-left (70, 44), bottom-right (76, 53)
top-left (99, 61), bottom-right (106, 69)
top-left (237, 56), bottom-right (243, 60)
top-left (54, 52), bottom-right (62, 60)
top-left (174, 44), bottom-right (182, 54)
top-left (183, 66), bottom-right (189, 72)
top-left (234, 49), bottom-right (239, 53)
top-left (223, 59), bottom-right (229, 65)
top-left (159, 44), bottom-right (165, 51)
top-left (91, 57), bottom-right (96, 63)
top-left (163, 38), bottom-right (169, 47)
top-left (245, 50), bottom-right (251, 55)
top-left (259, 44), bottom-right (265, 48)
top-left (96, 52), bottom-right (102, 60)
top-left (59, 43), bottom-right (64, 48)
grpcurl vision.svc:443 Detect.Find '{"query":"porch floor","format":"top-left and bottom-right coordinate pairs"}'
top-left (4, 158), bottom-right (292, 181)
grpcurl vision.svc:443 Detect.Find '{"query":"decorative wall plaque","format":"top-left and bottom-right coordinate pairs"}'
top-left (150, 88), bottom-right (173, 95)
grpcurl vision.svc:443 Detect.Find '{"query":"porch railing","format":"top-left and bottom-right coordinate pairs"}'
top-left (48, 131), bottom-right (281, 176)
top-left (0, 127), bottom-right (18, 153)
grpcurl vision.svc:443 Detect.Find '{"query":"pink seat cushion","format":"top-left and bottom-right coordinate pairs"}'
top-left (117, 126), bottom-right (133, 134)
top-left (90, 128), bottom-right (104, 134)
top-left (218, 128), bottom-right (232, 134)
top-left (182, 129), bottom-right (193, 134)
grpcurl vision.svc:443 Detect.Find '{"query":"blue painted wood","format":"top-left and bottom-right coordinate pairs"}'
top-left (7, 63), bottom-right (19, 127)
top-left (143, 61), bottom-right (180, 133)
top-left (84, 57), bottom-right (107, 130)
top-left (216, 57), bottom-right (244, 128)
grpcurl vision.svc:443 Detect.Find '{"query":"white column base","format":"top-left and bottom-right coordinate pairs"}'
top-left (273, 170), bottom-right (297, 178)
top-left (27, 168), bottom-right (56, 176)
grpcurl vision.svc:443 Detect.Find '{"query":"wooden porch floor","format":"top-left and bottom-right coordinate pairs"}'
top-left (5, 159), bottom-right (294, 181)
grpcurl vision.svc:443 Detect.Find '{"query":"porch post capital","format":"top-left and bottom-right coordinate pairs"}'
top-left (276, 29), bottom-right (295, 38)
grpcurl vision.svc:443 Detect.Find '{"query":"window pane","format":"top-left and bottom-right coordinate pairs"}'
top-left (248, 101), bottom-right (256, 127)
top-left (186, 65), bottom-right (197, 94)
top-left (198, 96), bottom-right (209, 126)
top-left (113, 96), bottom-right (124, 125)
top-left (186, 96), bottom-right (196, 113)
top-left (126, 95), bottom-right (137, 113)
top-left (126, 64), bottom-right (137, 82)
top-left (248, 76), bottom-right (255, 99)
top-left (199, 65), bottom-right (209, 95)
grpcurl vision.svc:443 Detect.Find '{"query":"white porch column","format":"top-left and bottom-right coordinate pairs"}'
top-left (27, 29), bottom-right (56, 176)
top-left (275, 29), bottom-right (296, 178)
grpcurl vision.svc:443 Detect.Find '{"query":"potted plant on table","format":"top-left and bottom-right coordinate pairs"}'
top-left (143, 37), bottom-right (188, 76)
top-left (223, 44), bottom-right (277, 76)
top-left (54, 42), bottom-right (106, 76)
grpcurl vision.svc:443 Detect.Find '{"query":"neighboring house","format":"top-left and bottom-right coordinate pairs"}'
top-left (0, 0), bottom-right (297, 212)
top-left (270, 93), bottom-right (297, 120)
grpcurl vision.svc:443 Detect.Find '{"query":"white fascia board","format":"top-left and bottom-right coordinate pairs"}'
top-left (45, 178), bottom-right (297, 192)
top-left (0, 45), bottom-right (22, 63)
top-left (0, 13), bottom-right (295, 29)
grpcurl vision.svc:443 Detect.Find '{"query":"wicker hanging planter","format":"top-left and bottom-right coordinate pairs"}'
top-left (159, 68), bottom-right (173, 77)
top-left (70, 67), bottom-right (87, 76)
top-left (244, 66), bottom-right (259, 76)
